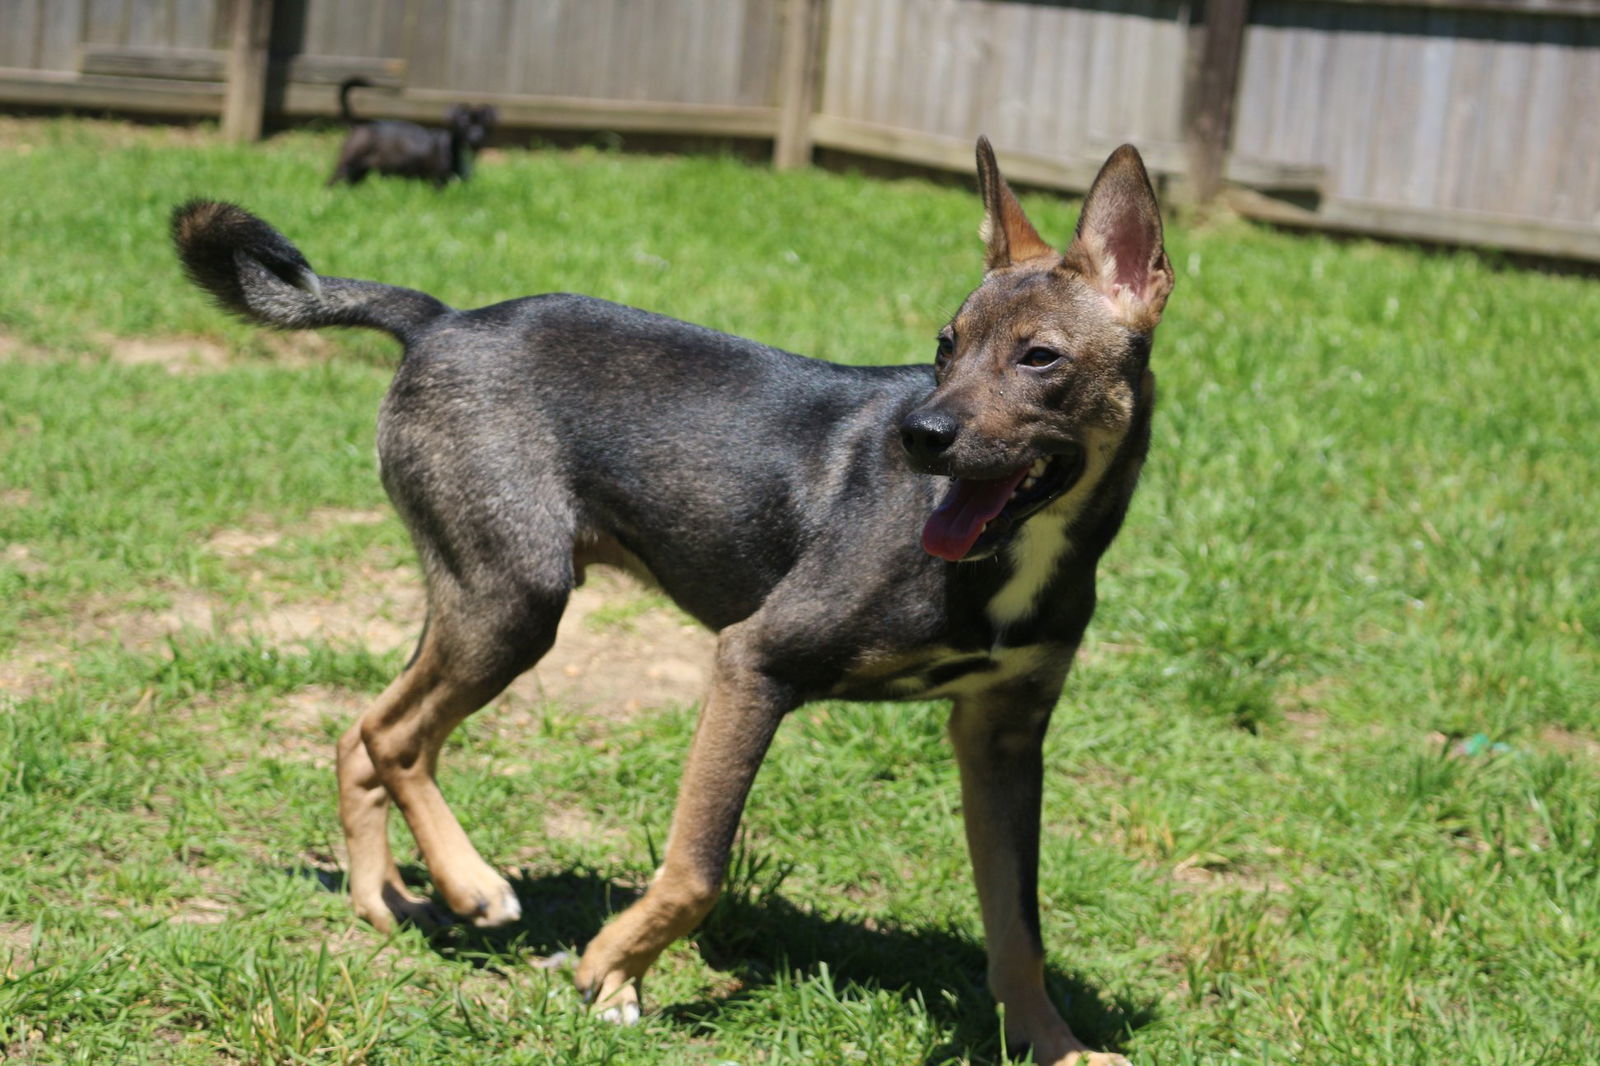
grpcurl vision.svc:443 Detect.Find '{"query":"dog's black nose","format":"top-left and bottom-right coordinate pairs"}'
top-left (901, 409), bottom-right (960, 467)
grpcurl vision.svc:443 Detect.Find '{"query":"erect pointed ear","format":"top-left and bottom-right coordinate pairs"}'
top-left (1064, 144), bottom-right (1174, 328)
top-left (975, 136), bottom-right (1057, 272)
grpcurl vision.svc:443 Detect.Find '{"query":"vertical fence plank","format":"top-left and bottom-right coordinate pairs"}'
top-left (1328, 4), bottom-right (1380, 199)
top-left (1520, 11), bottom-right (1570, 218)
top-left (1439, 12), bottom-right (1493, 212)
top-left (1185, 0), bottom-right (1250, 203)
top-left (126, 0), bottom-right (165, 47)
top-left (37, 0), bottom-right (85, 71)
top-left (1560, 15), bottom-right (1600, 222)
top-left (740, 0), bottom-right (780, 106)
top-left (171, 0), bottom-right (213, 48)
top-left (774, 0), bottom-right (825, 168)
top-left (221, 0), bottom-right (272, 141)
top-left (0, 0), bottom-right (41, 68)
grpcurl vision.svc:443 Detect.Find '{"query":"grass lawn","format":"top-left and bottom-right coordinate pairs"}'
top-left (2, 115), bottom-right (1598, 1064)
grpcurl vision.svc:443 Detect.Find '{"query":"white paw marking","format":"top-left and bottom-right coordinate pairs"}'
top-left (599, 1001), bottom-right (641, 1026)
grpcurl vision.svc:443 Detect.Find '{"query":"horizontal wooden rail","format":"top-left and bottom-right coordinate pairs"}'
top-left (79, 47), bottom-right (406, 87)
top-left (1284, 0), bottom-right (1600, 16)
top-left (809, 115), bottom-right (1111, 192)
top-left (0, 68), bottom-right (778, 140)
top-left (286, 85), bottom-right (781, 139)
top-left (0, 68), bottom-right (221, 115)
top-left (1227, 188), bottom-right (1600, 261)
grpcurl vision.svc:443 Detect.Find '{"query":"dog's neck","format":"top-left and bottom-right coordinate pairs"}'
top-left (966, 416), bottom-right (1145, 633)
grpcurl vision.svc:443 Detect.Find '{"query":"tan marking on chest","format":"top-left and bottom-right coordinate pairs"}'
top-left (832, 644), bottom-right (1052, 700)
top-left (922, 643), bottom-right (1052, 698)
top-left (985, 424), bottom-right (1123, 629)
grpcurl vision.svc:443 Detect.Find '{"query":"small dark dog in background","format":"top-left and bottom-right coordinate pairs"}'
top-left (328, 77), bottom-right (497, 187)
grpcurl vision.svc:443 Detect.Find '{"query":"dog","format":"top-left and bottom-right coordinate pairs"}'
top-left (171, 137), bottom-right (1172, 1066)
top-left (327, 76), bottom-right (497, 187)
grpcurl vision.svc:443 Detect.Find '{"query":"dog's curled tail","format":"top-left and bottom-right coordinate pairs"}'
top-left (171, 200), bottom-right (448, 341)
top-left (337, 76), bottom-right (371, 123)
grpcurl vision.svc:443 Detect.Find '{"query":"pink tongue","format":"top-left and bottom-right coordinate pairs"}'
top-left (921, 469), bottom-right (1029, 561)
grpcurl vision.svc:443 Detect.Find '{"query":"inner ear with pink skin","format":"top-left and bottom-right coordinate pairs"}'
top-left (1064, 144), bottom-right (1175, 326)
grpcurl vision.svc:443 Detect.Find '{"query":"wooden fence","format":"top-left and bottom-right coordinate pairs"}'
top-left (2, 0), bottom-right (1597, 259)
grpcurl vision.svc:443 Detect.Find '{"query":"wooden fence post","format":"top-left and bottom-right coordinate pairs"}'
top-left (774, 0), bottom-right (826, 169)
top-left (222, 0), bottom-right (274, 141)
top-left (1184, 0), bottom-right (1250, 204)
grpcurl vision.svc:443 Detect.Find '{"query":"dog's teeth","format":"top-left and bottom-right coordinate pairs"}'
top-left (1031, 459), bottom-right (1049, 477)
top-left (1021, 476), bottom-right (1037, 490)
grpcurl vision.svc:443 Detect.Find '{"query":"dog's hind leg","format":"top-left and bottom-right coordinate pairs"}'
top-left (337, 699), bottom-right (447, 931)
top-left (575, 620), bottom-right (794, 1022)
top-left (344, 564), bottom-right (569, 930)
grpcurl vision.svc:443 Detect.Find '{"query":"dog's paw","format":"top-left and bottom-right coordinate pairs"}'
top-left (582, 979), bottom-right (643, 1026)
top-left (1033, 1044), bottom-right (1130, 1066)
top-left (355, 883), bottom-right (454, 934)
top-left (597, 998), bottom-right (642, 1026)
top-left (465, 882), bottom-right (522, 928)
top-left (575, 950), bottom-right (646, 1026)
top-left (437, 862), bottom-right (522, 928)
top-left (1017, 1025), bottom-right (1131, 1066)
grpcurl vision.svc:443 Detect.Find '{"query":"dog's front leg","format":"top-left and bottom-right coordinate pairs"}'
top-left (948, 688), bottom-right (1129, 1066)
top-left (576, 626), bottom-right (793, 1023)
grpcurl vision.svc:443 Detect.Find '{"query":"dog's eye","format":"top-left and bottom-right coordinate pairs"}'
top-left (1019, 347), bottom-right (1064, 370)
top-left (935, 335), bottom-right (954, 368)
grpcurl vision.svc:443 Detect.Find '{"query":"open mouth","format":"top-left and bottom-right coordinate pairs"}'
top-left (920, 443), bottom-right (1087, 562)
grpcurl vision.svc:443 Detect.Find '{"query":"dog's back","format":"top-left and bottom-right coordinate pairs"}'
top-left (380, 293), bottom-right (941, 633)
top-left (334, 121), bottom-right (451, 181)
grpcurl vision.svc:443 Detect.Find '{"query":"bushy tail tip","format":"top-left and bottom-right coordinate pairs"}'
top-left (171, 200), bottom-right (322, 321)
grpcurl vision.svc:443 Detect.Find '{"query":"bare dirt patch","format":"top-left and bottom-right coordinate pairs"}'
top-left (505, 574), bottom-right (713, 717)
top-left (4, 497), bottom-right (713, 716)
top-left (1280, 708), bottom-right (1326, 743)
top-left (106, 335), bottom-right (233, 374)
top-left (102, 332), bottom-right (340, 374)
top-left (1169, 855), bottom-right (1290, 895)
top-left (0, 327), bottom-right (344, 376)
top-left (259, 329), bottom-right (342, 367)
top-left (3, 543), bottom-right (46, 576)
top-left (0, 646), bottom-right (58, 702)
top-left (7, 531), bottom-right (713, 720)
top-left (204, 528), bottom-right (284, 558)
top-left (1536, 725), bottom-right (1600, 760)
top-left (0, 920), bottom-right (38, 965)
top-left (262, 684), bottom-right (372, 766)
top-left (0, 333), bottom-right (49, 363)
top-left (203, 508), bottom-right (389, 559)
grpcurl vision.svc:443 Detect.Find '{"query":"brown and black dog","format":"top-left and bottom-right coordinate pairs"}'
top-left (171, 138), bottom-right (1172, 1065)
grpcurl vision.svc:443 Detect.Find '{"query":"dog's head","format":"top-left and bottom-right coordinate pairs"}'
top-left (447, 104), bottom-right (499, 151)
top-left (903, 138), bottom-right (1173, 563)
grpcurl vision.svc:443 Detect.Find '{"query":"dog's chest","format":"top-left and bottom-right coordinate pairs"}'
top-left (984, 424), bottom-right (1122, 630)
top-left (829, 642), bottom-right (1056, 701)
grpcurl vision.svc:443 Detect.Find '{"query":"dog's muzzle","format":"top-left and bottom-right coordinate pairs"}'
top-left (918, 443), bottom-right (1087, 562)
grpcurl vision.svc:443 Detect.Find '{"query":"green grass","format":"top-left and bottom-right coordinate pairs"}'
top-left (2, 116), bottom-right (1598, 1064)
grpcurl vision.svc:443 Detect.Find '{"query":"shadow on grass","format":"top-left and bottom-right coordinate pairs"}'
top-left (295, 863), bottom-right (1156, 1063)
